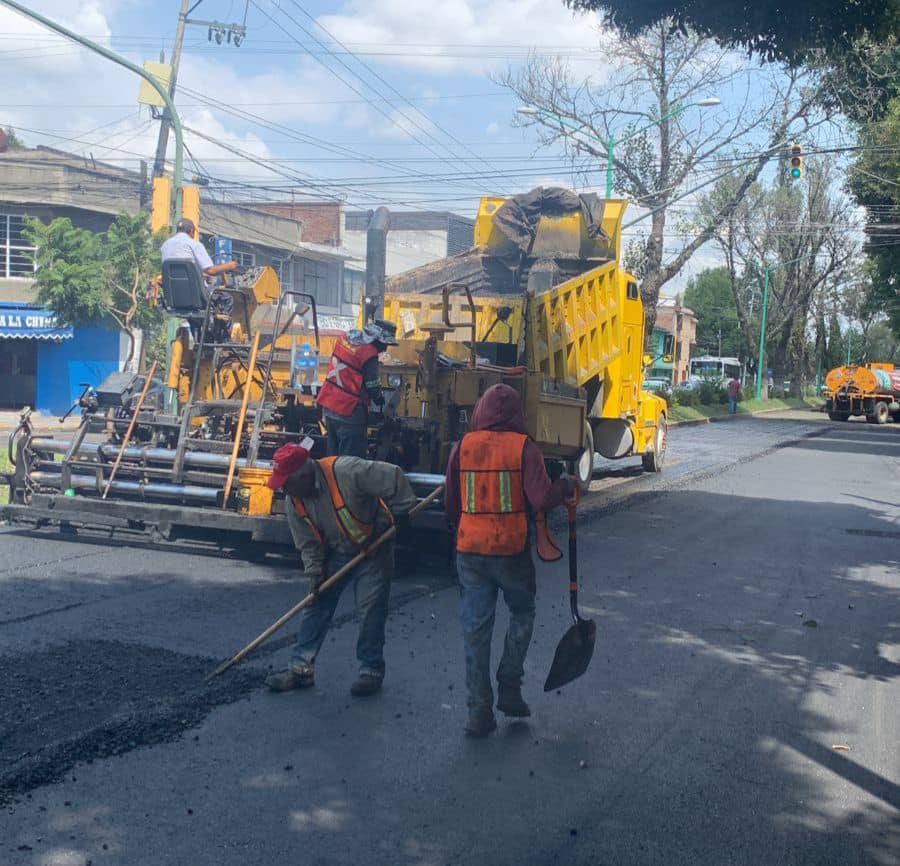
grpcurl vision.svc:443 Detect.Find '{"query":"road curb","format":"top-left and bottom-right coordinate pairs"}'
top-left (669, 406), bottom-right (821, 428)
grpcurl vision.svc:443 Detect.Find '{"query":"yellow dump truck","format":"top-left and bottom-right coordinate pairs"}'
top-left (368, 188), bottom-right (668, 487)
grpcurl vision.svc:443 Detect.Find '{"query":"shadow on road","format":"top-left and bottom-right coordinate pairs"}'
top-left (1, 419), bottom-right (898, 865)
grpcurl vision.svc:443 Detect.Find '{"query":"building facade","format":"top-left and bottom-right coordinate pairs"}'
top-left (647, 297), bottom-right (697, 384)
top-left (0, 146), bottom-right (350, 413)
top-left (343, 210), bottom-right (474, 277)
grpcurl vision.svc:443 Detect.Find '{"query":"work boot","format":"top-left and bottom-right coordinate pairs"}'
top-left (464, 711), bottom-right (497, 738)
top-left (266, 662), bottom-right (314, 692)
top-left (350, 672), bottom-right (383, 697)
top-left (496, 685), bottom-right (531, 718)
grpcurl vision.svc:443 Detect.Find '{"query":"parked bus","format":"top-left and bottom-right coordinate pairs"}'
top-left (690, 356), bottom-right (742, 382)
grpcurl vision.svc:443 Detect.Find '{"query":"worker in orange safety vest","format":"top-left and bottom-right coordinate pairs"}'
top-left (444, 383), bottom-right (574, 737)
top-left (317, 319), bottom-right (398, 457)
top-left (264, 442), bottom-right (416, 697)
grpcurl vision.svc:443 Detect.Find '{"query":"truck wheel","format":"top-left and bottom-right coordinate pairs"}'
top-left (828, 411), bottom-right (850, 422)
top-left (872, 401), bottom-right (890, 424)
top-left (642, 416), bottom-right (667, 473)
top-left (574, 421), bottom-right (594, 492)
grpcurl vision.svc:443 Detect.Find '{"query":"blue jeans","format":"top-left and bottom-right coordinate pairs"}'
top-left (292, 545), bottom-right (393, 676)
top-left (457, 551), bottom-right (536, 715)
top-left (728, 397), bottom-right (738, 414)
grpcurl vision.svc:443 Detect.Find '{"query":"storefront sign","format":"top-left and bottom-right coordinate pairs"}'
top-left (0, 304), bottom-right (74, 340)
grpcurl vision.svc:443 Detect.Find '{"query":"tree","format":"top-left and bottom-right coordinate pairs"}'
top-left (847, 96), bottom-right (900, 336)
top-left (501, 22), bottom-right (837, 334)
top-left (1, 126), bottom-right (25, 150)
top-left (24, 213), bottom-right (164, 368)
top-left (565, 1), bottom-right (899, 66)
top-left (683, 267), bottom-right (742, 357)
top-left (699, 156), bottom-right (860, 392)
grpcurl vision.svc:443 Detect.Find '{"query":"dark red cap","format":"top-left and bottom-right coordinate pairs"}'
top-left (266, 443), bottom-right (311, 490)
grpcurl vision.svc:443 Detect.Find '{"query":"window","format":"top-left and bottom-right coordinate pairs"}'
top-left (1, 214), bottom-right (36, 279)
top-left (662, 334), bottom-right (675, 356)
top-left (269, 257), bottom-right (290, 286)
top-left (626, 281), bottom-right (639, 300)
top-left (233, 250), bottom-right (255, 267)
top-left (343, 268), bottom-right (365, 306)
top-left (301, 258), bottom-right (339, 309)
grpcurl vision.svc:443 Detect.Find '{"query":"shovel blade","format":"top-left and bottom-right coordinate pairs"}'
top-left (543, 617), bottom-right (596, 692)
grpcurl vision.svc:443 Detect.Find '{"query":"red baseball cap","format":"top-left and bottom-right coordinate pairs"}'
top-left (266, 443), bottom-right (311, 490)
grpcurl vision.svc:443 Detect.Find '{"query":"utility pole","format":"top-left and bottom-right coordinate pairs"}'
top-left (153, 0), bottom-right (192, 178)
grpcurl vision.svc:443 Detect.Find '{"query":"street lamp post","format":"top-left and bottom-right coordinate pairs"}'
top-left (753, 253), bottom-right (823, 400)
top-left (517, 98), bottom-right (720, 198)
top-left (1, 0), bottom-right (184, 223)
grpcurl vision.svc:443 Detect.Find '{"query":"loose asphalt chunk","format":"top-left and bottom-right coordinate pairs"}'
top-left (0, 639), bottom-right (259, 803)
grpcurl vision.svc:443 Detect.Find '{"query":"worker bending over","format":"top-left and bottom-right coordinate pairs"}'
top-left (265, 443), bottom-right (416, 696)
top-left (317, 319), bottom-right (398, 457)
top-left (445, 384), bottom-right (573, 737)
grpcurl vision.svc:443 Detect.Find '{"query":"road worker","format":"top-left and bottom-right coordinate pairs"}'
top-left (265, 442), bottom-right (416, 696)
top-left (317, 319), bottom-right (399, 457)
top-left (444, 383), bottom-right (574, 737)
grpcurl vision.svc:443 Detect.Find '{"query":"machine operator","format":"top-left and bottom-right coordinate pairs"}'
top-left (161, 218), bottom-right (237, 338)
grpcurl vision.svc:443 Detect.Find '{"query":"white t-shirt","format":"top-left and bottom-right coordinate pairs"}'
top-left (160, 232), bottom-right (214, 272)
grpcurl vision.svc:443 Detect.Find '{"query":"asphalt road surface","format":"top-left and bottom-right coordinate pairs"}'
top-left (1, 410), bottom-right (898, 866)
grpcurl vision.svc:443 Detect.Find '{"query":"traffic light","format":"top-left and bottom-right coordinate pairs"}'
top-left (789, 143), bottom-right (804, 180)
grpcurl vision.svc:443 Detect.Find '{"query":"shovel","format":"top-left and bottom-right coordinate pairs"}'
top-left (544, 489), bottom-right (596, 691)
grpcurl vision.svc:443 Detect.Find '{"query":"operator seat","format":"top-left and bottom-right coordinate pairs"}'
top-left (160, 259), bottom-right (209, 316)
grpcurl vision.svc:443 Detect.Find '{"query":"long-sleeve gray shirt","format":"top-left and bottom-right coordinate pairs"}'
top-left (284, 457), bottom-right (417, 575)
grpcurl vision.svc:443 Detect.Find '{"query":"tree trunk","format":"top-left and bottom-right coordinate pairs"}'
top-left (122, 327), bottom-right (136, 372)
top-left (639, 208), bottom-right (667, 339)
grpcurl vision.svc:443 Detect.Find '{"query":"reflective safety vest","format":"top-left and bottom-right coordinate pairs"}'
top-left (456, 430), bottom-right (529, 556)
top-left (291, 457), bottom-right (391, 548)
top-left (316, 336), bottom-right (379, 418)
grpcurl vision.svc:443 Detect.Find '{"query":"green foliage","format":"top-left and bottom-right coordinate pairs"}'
top-left (23, 212), bottom-right (163, 366)
top-left (671, 386), bottom-right (698, 407)
top-left (847, 97), bottom-right (900, 337)
top-left (565, 1), bottom-right (899, 66)
top-left (683, 267), bottom-right (742, 357)
top-left (696, 378), bottom-right (727, 405)
top-left (3, 126), bottom-right (25, 150)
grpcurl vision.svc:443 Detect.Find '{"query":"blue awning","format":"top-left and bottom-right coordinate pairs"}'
top-left (0, 303), bottom-right (73, 341)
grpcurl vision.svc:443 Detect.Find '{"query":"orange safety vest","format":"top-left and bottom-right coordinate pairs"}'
top-left (316, 336), bottom-right (379, 418)
top-left (456, 430), bottom-right (529, 556)
top-left (291, 457), bottom-right (392, 548)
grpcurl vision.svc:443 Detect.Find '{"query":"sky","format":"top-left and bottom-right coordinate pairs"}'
top-left (0, 0), bottom-right (860, 295)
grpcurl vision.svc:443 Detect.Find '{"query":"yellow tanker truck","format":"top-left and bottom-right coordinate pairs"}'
top-left (823, 363), bottom-right (900, 423)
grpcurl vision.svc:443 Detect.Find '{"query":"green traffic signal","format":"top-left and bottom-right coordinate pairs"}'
top-left (791, 167), bottom-right (801, 179)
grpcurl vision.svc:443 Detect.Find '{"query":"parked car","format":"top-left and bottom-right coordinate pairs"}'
top-left (643, 377), bottom-right (672, 397)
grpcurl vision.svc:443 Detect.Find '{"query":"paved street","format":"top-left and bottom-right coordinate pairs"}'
top-left (1, 410), bottom-right (898, 866)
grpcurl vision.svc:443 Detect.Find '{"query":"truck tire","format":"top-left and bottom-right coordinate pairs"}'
top-left (574, 421), bottom-right (594, 492)
top-left (642, 416), bottom-right (667, 473)
top-left (872, 401), bottom-right (890, 424)
top-left (827, 411), bottom-right (850, 422)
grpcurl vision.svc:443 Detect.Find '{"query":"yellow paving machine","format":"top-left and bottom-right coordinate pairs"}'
top-left (3, 188), bottom-right (666, 551)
